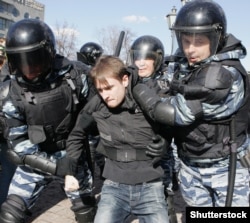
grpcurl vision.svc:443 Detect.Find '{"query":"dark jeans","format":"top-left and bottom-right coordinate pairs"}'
top-left (0, 142), bottom-right (16, 206)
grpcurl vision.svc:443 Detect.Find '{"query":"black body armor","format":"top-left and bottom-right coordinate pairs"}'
top-left (175, 60), bottom-right (250, 159)
top-left (6, 62), bottom-right (86, 154)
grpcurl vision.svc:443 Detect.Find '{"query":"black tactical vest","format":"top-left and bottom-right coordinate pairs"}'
top-left (7, 65), bottom-right (85, 154)
top-left (175, 60), bottom-right (250, 159)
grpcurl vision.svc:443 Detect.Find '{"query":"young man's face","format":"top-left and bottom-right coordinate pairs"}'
top-left (96, 75), bottom-right (129, 108)
top-left (181, 34), bottom-right (211, 65)
top-left (134, 58), bottom-right (154, 78)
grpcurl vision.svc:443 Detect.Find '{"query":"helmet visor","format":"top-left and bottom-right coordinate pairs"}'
top-left (7, 48), bottom-right (51, 80)
top-left (130, 50), bottom-right (158, 62)
top-left (175, 29), bottom-right (222, 59)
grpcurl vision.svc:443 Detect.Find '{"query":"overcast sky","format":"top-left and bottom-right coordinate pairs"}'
top-left (38, 0), bottom-right (250, 71)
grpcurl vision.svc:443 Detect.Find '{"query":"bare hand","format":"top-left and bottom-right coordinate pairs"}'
top-left (64, 175), bottom-right (79, 192)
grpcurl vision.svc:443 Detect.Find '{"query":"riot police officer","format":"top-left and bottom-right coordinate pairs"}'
top-left (77, 42), bottom-right (103, 67)
top-left (130, 35), bottom-right (167, 92)
top-left (133, 0), bottom-right (250, 207)
top-left (130, 34), bottom-right (179, 189)
top-left (130, 35), bottom-right (179, 221)
top-left (0, 19), bottom-right (96, 222)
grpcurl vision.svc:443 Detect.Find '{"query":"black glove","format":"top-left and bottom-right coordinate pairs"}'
top-left (146, 135), bottom-right (166, 164)
top-left (170, 79), bottom-right (185, 95)
top-left (126, 65), bottom-right (140, 88)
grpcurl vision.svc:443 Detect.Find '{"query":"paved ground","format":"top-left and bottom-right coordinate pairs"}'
top-left (27, 181), bottom-right (75, 223)
top-left (26, 168), bottom-right (187, 223)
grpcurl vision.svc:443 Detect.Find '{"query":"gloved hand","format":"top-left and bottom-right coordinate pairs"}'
top-left (126, 65), bottom-right (140, 88)
top-left (146, 134), bottom-right (166, 164)
top-left (170, 79), bottom-right (185, 95)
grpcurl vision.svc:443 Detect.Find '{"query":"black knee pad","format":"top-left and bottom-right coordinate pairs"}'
top-left (0, 194), bottom-right (28, 223)
top-left (71, 196), bottom-right (97, 223)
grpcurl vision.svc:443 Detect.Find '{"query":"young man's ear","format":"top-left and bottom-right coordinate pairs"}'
top-left (122, 74), bottom-right (129, 87)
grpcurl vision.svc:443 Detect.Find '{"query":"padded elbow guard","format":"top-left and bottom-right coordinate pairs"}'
top-left (133, 84), bottom-right (175, 125)
top-left (154, 100), bottom-right (175, 126)
top-left (133, 83), bottom-right (161, 119)
top-left (7, 149), bottom-right (56, 175)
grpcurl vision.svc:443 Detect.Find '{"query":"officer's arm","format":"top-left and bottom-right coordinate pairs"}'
top-left (6, 149), bottom-right (57, 175)
top-left (4, 106), bottom-right (95, 177)
top-left (173, 64), bottom-right (233, 104)
top-left (5, 148), bottom-right (78, 176)
top-left (133, 83), bottom-right (175, 126)
top-left (133, 63), bottom-right (235, 127)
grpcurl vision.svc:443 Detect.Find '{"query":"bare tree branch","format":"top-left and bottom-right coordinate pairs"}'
top-left (52, 23), bottom-right (136, 63)
top-left (53, 21), bottom-right (79, 60)
top-left (95, 26), bottom-right (136, 63)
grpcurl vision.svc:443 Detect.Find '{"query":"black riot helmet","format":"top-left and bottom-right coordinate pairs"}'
top-left (5, 19), bottom-right (56, 82)
top-left (130, 35), bottom-right (164, 73)
top-left (173, 0), bottom-right (227, 57)
top-left (77, 42), bottom-right (103, 66)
